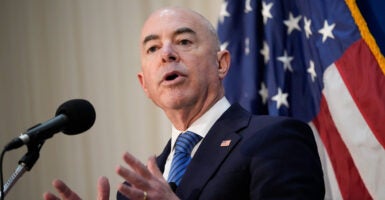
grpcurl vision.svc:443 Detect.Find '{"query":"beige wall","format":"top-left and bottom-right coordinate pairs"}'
top-left (0, 0), bottom-right (222, 199)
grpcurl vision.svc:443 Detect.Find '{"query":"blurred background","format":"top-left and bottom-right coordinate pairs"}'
top-left (0, 0), bottom-right (221, 199)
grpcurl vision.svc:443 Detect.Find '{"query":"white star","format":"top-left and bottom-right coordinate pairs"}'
top-left (272, 88), bottom-right (289, 109)
top-left (307, 60), bottom-right (317, 82)
top-left (260, 41), bottom-right (270, 64)
top-left (245, 0), bottom-right (253, 13)
top-left (318, 20), bottom-right (336, 43)
top-left (259, 82), bottom-right (269, 104)
top-left (304, 17), bottom-right (312, 38)
top-left (283, 12), bottom-right (302, 34)
top-left (261, 1), bottom-right (273, 24)
top-left (277, 50), bottom-right (294, 72)
top-left (220, 41), bottom-right (229, 51)
top-left (245, 38), bottom-right (250, 55)
top-left (219, 2), bottom-right (230, 23)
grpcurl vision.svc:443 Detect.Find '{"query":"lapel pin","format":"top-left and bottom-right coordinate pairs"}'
top-left (220, 140), bottom-right (231, 147)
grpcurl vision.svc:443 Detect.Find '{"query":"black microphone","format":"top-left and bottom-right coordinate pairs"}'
top-left (3, 99), bottom-right (96, 151)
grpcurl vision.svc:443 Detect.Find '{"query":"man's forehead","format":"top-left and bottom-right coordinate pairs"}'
top-left (158, 8), bottom-right (179, 17)
top-left (140, 7), bottom-right (216, 47)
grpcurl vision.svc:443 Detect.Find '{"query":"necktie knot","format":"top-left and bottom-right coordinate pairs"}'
top-left (174, 131), bottom-right (202, 154)
top-left (168, 131), bottom-right (202, 185)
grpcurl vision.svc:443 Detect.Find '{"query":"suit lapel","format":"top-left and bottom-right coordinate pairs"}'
top-left (156, 139), bottom-right (171, 173)
top-left (176, 104), bottom-right (251, 199)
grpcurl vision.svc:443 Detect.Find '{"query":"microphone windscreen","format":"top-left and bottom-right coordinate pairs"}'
top-left (55, 99), bottom-right (96, 135)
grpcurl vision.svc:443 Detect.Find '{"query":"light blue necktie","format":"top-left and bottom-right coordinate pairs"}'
top-left (167, 131), bottom-right (202, 185)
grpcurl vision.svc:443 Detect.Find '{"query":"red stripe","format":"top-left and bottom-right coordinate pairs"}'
top-left (313, 95), bottom-right (372, 200)
top-left (334, 39), bottom-right (385, 149)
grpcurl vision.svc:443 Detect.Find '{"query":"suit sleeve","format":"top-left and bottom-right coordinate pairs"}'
top-left (242, 118), bottom-right (325, 199)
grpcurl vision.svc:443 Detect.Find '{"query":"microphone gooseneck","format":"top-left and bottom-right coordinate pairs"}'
top-left (3, 99), bottom-right (96, 151)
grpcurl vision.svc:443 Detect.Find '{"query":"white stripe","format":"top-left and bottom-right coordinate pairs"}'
top-left (309, 122), bottom-right (343, 200)
top-left (323, 64), bottom-right (385, 199)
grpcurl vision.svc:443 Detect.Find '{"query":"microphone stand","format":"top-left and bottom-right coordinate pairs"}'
top-left (0, 141), bottom-right (43, 199)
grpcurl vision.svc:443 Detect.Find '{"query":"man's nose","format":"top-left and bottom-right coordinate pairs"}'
top-left (161, 44), bottom-right (179, 63)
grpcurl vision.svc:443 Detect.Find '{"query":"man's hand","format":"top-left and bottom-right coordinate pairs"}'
top-left (116, 152), bottom-right (179, 200)
top-left (43, 176), bottom-right (110, 200)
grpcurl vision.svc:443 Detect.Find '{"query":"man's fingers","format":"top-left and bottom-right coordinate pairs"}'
top-left (43, 192), bottom-right (60, 200)
top-left (147, 155), bottom-right (164, 178)
top-left (97, 176), bottom-right (110, 200)
top-left (117, 182), bottom-right (147, 200)
top-left (117, 152), bottom-right (180, 200)
top-left (52, 179), bottom-right (72, 198)
top-left (51, 179), bottom-right (81, 200)
top-left (122, 151), bottom-right (152, 179)
top-left (116, 164), bottom-right (149, 190)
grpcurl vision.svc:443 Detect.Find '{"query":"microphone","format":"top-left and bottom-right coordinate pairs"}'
top-left (3, 99), bottom-right (96, 151)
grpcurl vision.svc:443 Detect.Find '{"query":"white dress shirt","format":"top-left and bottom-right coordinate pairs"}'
top-left (163, 97), bottom-right (231, 179)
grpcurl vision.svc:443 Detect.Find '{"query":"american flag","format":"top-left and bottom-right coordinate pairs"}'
top-left (217, 0), bottom-right (385, 199)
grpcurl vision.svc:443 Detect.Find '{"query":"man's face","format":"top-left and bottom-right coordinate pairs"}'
top-left (138, 8), bottom-right (226, 111)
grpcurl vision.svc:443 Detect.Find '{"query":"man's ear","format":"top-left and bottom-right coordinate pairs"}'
top-left (217, 50), bottom-right (231, 80)
top-left (137, 72), bottom-right (150, 97)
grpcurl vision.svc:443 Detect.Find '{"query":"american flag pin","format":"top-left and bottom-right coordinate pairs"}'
top-left (220, 140), bottom-right (231, 147)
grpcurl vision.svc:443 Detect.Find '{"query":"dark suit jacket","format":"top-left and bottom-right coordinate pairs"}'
top-left (117, 104), bottom-right (325, 200)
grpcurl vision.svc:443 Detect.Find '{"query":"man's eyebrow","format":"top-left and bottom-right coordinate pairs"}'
top-left (143, 34), bottom-right (159, 46)
top-left (142, 27), bottom-right (196, 46)
top-left (174, 27), bottom-right (196, 36)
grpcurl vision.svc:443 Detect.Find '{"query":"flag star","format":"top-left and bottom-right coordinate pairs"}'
top-left (304, 17), bottom-right (312, 38)
top-left (307, 60), bottom-right (317, 82)
top-left (261, 1), bottom-right (273, 24)
top-left (259, 82), bottom-right (269, 104)
top-left (260, 41), bottom-right (270, 64)
top-left (318, 20), bottom-right (336, 42)
top-left (277, 50), bottom-right (294, 72)
top-left (245, 0), bottom-right (253, 13)
top-left (283, 12), bottom-right (302, 34)
top-left (220, 41), bottom-right (229, 50)
top-left (245, 38), bottom-right (250, 55)
top-left (272, 88), bottom-right (289, 109)
top-left (219, 2), bottom-right (230, 23)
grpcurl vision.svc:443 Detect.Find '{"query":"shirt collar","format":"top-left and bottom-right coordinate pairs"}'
top-left (171, 97), bottom-right (231, 148)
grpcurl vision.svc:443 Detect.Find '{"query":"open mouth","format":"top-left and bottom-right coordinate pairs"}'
top-left (165, 73), bottom-right (179, 81)
top-left (163, 71), bottom-right (184, 82)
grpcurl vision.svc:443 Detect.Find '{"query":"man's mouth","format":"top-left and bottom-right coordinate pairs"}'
top-left (162, 71), bottom-right (186, 84)
top-left (165, 73), bottom-right (179, 81)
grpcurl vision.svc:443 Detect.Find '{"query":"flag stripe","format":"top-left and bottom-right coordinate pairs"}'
top-left (334, 39), bottom-right (385, 149)
top-left (345, 0), bottom-right (385, 74)
top-left (313, 95), bottom-right (372, 200)
top-left (323, 63), bottom-right (385, 199)
top-left (309, 122), bottom-right (344, 200)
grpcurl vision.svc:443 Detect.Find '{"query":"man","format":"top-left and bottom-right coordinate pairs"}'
top-left (44, 7), bottom-right (325, 200)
